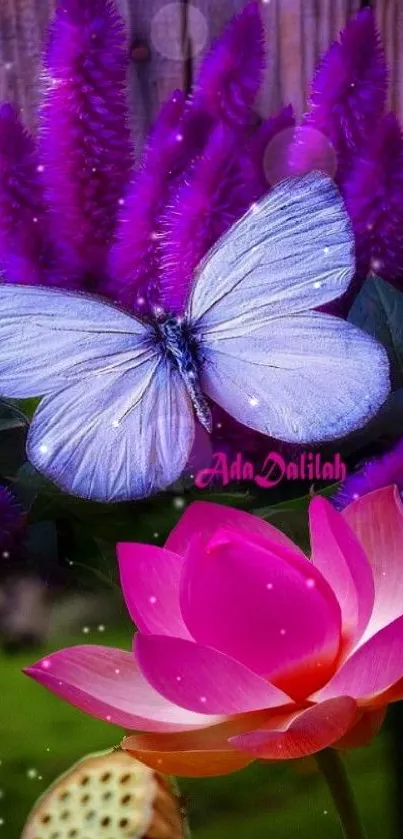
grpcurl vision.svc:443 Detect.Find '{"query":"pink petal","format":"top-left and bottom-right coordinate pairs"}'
top-left (333, 706), bottom-right (387, 749)
top-left (343, 486), bottom-right (403, 641)
top-left (165, 500), bottom-right (305, 556)
top-left (24, 646), bottom-right (223, 732)
top-left (180, 527), bottom-right (341, 699)
top-left (117, 543), bottom-right (192, 639)
top-left (230, 697), bottom-right (357, 760)
top-left (315, 615), bottom-right (403, 703)
top-left (309, 497), bottom-right (374, 651)
top-left (134, 634), bottom-right (291, 716)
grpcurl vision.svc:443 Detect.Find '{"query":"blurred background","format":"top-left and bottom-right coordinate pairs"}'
top-left (0, 0), bottom-right (403, 836)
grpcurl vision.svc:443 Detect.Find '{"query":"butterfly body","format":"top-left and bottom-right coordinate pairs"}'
top-left (155, 315), bottom-right (212, 433)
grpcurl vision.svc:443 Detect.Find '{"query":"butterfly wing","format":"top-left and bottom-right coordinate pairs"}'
top-left (27, 356), bottom-right (195, 501)
top-left (0, 285), bottom-right (195, 500)
top-left (187, 171), bottom-right (356, 330)
top-left (186, 172), bottom-right (390, 442)
top-left (0, 284), bottom-right (153, 397)
top-left (197, 312), bottom-right (389, 443)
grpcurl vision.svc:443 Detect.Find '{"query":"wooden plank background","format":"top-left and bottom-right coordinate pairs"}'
top-left (0, 0), bottom-right (401, 152)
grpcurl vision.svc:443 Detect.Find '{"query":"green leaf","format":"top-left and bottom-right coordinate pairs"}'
top-left (255, 484), bottom-right (339, 552)
top-left (347, 275), bottom-right (403, 447)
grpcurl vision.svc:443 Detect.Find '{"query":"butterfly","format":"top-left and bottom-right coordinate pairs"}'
top-left (0, 172), bottom-right (390, 502)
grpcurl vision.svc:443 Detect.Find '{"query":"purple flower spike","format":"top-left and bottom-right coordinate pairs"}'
top-left (300, 9), bottom-right (387, 181)
top-left (194, 1), bottom-right (265, 126)
top-left (39, 0), bottom-right (133, 282)
top-left (0, 104), bottom-right (48, 285)
top-left (333, 439), bottom-right (403, 511)
top-left (108, 90), bottom-right (188, 313)
top-left (344, 113), bottom-right (403, 284)
top-left (250, 104), bottom-right (295, 192)
top-left (159, 123), bottom-right (261, 314)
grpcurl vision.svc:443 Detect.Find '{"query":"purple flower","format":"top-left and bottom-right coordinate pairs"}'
top-left (333, 439), bottom-right (403, 511)
top-left (40, 0), bottom-right (133, 281)
top-left (0, 105), bottom-right (48, 286)
top-left (293, 9), bottom-right (387, 183)
top-left (344, 113), bottom-right (403, 283)
top-left (193, 1), bottom-right (265, 127)
top-left (0, 484), bottom-right (23, 552)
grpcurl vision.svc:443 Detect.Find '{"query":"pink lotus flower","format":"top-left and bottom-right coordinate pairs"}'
top-left (25, 489), bottom-right (403, 777)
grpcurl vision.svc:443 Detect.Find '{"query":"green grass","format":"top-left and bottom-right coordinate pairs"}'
top-left (0, 629), bottom-right (397, 838)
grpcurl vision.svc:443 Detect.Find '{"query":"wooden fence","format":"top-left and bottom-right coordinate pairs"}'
top-left (0, 0), bottom-right (402, 152)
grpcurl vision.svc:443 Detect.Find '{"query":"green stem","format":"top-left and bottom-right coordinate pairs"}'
top-left (315, 749), bottom-right (368, 839)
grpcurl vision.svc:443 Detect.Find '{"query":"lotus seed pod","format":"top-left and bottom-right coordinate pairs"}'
top-left (22, 749), bottom-right (187, 839)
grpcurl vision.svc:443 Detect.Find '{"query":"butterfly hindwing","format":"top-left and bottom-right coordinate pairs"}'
top-left (27, 356), bottom-right (195, 501)
top-left (199, 312), bottom-right (390, 443)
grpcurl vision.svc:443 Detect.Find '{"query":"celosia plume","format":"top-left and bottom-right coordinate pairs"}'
top-left (40, 0), bottom-right (133, 281)
top-left (344, 112), bottom-right (403, 283)
top-left (333, 437), bottom-right (403, 510)
top-left (0, 105), bottom-right (48, 285)
top-left (292, 9), bottom-right (387, 183)
top-left (193, 1), bottom-right (265, 126)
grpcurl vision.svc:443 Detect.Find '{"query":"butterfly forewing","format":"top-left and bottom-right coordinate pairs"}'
top-left (0, 284), bottom-right (154, 397)
top-left (186, 171), bottom-right (355, 331)
top-left (188, 171), bottom-right (390, 442)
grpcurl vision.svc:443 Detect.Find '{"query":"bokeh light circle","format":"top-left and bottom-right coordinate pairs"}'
top-left (263, 126), bottom-right (338, 186)
top-left (150, 3), bottom-right (209, 62)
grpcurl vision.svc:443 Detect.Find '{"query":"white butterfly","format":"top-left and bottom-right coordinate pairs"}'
top-left (0, 172), bottom-right (390, 501)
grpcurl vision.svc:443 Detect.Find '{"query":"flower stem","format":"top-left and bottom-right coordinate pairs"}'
top-left (315, 748), bottom-right (368, 839)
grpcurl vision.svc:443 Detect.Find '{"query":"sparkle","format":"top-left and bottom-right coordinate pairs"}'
top-left (1, 551), bottom-right (9, 559)
top-left (149, 595), bottom-right (157, 605)
top-left (153, 532), bottom-right (159, 538)
top-left (250, 202), bottom-right (259, 214)
top-left (37, 164), bottom-right (45, 173)
top-left (353, 493), bottom-right (359, 500)
top-left (280, 628), bottom-right (286, 636)
top-left (137, 297), bottom-right (145, 306)
top-left (266, 583), bottom-right (273, 590)
top-left (173, 497), bottom-right (185, 509)
top-left (118, 198), bottom-right (125, 206)
top-left (106, 715), bottom-right (111, 722)
top-left (306, 578), bottom-right (316, 588)
top-left (112, 419), bottom-right (120, 428)
top-left (4, 62), bottom-right (13, 71)
top-left (92, 167), bottom-right (97, 173)
top-left (82, 626), bottom-right (90, 634)
top-left (41, 659), bottom-right (51, 669)
top-left (216, 422), bottom-right (222, 429)
top-left (323, 246), bottom-right (330, 255)
top-left (33, 217), bottom-right (38, 223)
top-left (176, 133), bottom-right (184, 142)
top-left (176, 675), bottom-right (182, 682)
top-left (98, 624), bottom-right (105, 632)
top-left (27, 769), bottom-right (38, 779)
top-left (0, 818), bottom-right (4, 826)
top-left (200, 696), bottom-right (207, 704)
top-left (114, 668), bottom-right (120, 675)
top-left (39, 444), bottom-right (48, 454)
top-left (249, 397), bottom-right (259, 407)
top-left (313, 281), bottom-right (323, 289)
